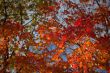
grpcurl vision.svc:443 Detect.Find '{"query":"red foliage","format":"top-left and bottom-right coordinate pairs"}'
top-left (74, 18), bottom-right (83, 27)
top-left (48, 6), bottom-right (55, 11)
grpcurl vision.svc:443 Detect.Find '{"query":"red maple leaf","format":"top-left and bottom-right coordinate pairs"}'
top-left (48, 6), bottom-right (55, 11)
top-left (74, 18), bottom-right (82, 27)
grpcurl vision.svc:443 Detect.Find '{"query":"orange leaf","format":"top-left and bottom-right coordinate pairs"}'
top-left (72, 63), bottom-right (77, 69)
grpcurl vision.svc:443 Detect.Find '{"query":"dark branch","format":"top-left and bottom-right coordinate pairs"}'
top-left (3, 0), bottom-right (8, 24)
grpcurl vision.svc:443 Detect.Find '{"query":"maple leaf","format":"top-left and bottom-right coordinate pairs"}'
top-left (72, 63), bottom-right (78, 69)
top-left (62, 35), bottom-right (67, 42)
top-left (58, 41), bottom-right (64, 48)
top-left (74, 18), bottom-right (82, 27)
top-left (48, 6), bottom-right (55, 11)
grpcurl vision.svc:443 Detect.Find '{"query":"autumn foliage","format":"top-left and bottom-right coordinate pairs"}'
top-left (0, 0), bottom-right (110, 73)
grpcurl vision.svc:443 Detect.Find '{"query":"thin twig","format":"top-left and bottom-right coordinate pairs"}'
top-left (19, 4), bottom-right (23, 24)
top-left (3, 0), bottom-right (8, 24)
top-left (95, 0), bottom-right (100, 7)
top-left (24, 19), bottom-right (33, 26)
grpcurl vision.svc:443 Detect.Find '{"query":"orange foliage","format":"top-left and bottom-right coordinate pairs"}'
top-left (0, 0), bottom-right (110, 73)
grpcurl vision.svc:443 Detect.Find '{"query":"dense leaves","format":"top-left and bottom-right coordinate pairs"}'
top-left (0, 0), bottom-right (110, 73)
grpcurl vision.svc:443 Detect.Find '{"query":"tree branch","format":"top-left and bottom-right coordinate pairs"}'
top-left (3, 0), bottom-right (8, 24)
top-left (19, 4), bottom-right (23, 24)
